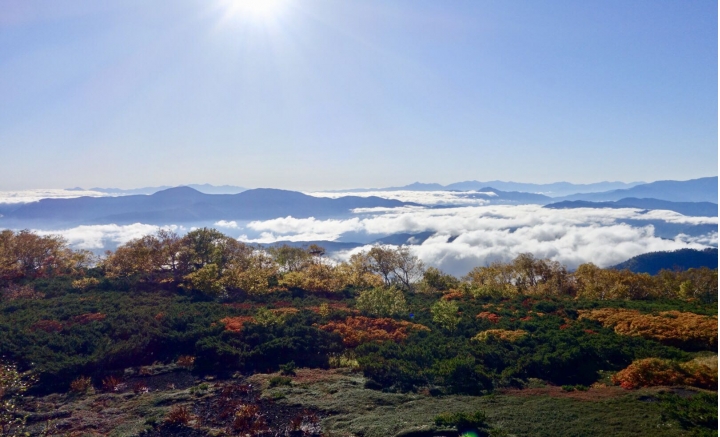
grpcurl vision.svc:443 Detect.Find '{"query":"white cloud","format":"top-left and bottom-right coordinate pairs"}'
top-left (242, 205), bottom-right (716, 275)
top-left (0, 189), bottom-right (115, 204)
top-left (33, 223), bottom-right (183, 250)
top-left (307, 190), bottom-right (495, 206)
top-left (20, 203), bottom-right (716, 276)
top-left (215, 220), bottom-right (240, 229)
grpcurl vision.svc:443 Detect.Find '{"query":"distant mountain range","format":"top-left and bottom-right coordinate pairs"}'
top-left (334, 180), bottom-right (644, 197)
top-left (328, 176), bottom-right (717, 204)
top-left (545, 198), bottom-right (718, 217)
top-left (612, 248), bottom-right (718, 275)
top-left (67, 184), bottom-right (247, 195)
top-left (1, 187), bottom-right (411, 227)
top-left (557, 177), bottom-right (717, 203)
top-left (58, 177), bottom-right (716, 205)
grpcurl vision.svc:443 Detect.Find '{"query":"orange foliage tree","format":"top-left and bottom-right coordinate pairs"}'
top-left (318, 316), bottom-right (429, 348)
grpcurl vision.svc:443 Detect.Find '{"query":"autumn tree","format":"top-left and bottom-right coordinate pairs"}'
top-left (421, 267), bottom-right (460, 292)
top-left (362, 245), bottom-right (424, 291)
top-left (0, 230), bottom-right (92, 284)
top-left (267, 244), bottom-right (312, 272)
top-left (355, 286), bottom-right (408, 317)
top-left (431, 299), bottom-right (461, 332)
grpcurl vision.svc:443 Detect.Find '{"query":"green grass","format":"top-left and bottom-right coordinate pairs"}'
top-left (274, 370), bottom-right (706, 437)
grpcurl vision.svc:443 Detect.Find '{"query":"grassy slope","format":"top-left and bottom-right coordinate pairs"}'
top-left (257, 370), bottom-right (699, 437)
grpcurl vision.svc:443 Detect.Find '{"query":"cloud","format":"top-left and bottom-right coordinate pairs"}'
top-left (20, 203), bottom-right (717, 276)
top-left (241, 205), bottom-right (716, 275)
top-left (244, 216), bottom-right (365, 242)
top-left (0, 188), bottom-right (115, 204)
top-left (33, 223), bottom-right (184, 250)
top-left (215, 220), bottom-right (240, 229)
top-left (307, 190), bottom-right (494, 206)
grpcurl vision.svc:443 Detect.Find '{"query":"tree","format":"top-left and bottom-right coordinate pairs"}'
top-left (422, 267), bottom-right (459, 292)
top-left (365, 245), bottom-right (424, 291)
top-left (0, 230), bottom-right (91, 284)
top-left (431, 299), bottom-right (461, 332)
top-left (267, 245), bottom-right (311, 272)
top-left (356, 286), bottom-right (408, 317)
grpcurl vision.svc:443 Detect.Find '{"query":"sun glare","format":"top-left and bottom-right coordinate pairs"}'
top-left (223, 0), bottom-right (287, 21)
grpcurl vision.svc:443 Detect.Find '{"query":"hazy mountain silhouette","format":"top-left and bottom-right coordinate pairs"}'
top-left (260, 232), bottom-right (437, 253)
top-left (557, 177), bottom-right (718, 203)
top-left (2, 187), bottom-right (412, 226)
top-left (72, 183), bottom-right (247, 195)
top-left (332, 180), bottom-right (642, 196)
top-left (545, 198), bottom-right (718, 217)
top-left (612, 248), bottom-right (718, 274)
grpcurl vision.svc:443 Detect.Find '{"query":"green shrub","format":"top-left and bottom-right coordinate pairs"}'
top-left (435, 410), bottom-right (488, 431)
top-left (280, 360), bottom-right (297, 376)
top-left (659, 392), bottom-right (718, 434)
top-left (268, 376), bottom-right (292, 387)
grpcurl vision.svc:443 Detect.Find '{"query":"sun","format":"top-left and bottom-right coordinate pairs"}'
top-left (222, 0), bottom-right (288, 21)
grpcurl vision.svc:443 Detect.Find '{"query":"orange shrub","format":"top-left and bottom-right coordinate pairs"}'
top-left (30, 319), bottom-right (63, 333)
top-left (69, 376), bottom-right (92, 393)
top-left (473, 329), bottom-right (528, 343)
top-left (578, 308), bottom-right (718, 349)
top-left (233, 404), bottom-right (266, 433)
top-left (71, 313), bottom-right (107, 325)
top-left (101, 375), bottom-right (124, 392)
top-left (0, 283), bottom-right (45, 301)
top-left (269, 307), bottom-right (299, 316)
top-left (318, 316), bottom-right (430, 348)
top-left (166, 405), bottom-right (193, 425)
top-left (612, 358), bottom-right (717, 390)
top-left (220, 316), bottom-right (255, 333)
top-left (476, 312), bottom-right (500, 324)
top-left (176, 355), bottom-right (196, 368)
top-left (222, 302), bottom-right (256, 310)
top-left (307, 302), bottom-right (357, 315)
top-left (441, 290), bottom-right (466, 301)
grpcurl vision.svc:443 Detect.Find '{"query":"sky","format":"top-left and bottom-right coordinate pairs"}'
top-left (1, 0), bottom-right (717, 191)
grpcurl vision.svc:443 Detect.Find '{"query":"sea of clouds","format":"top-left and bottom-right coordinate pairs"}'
top-left (307, 190), bottom-right (496, 206)
top-left (22, 205), bottom-right (715, 276)
top-left (234, 205), bottom-right (716, 274)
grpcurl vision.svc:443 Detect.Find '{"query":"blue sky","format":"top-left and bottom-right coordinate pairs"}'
top-left (1, 0), bottom-right (717, 190)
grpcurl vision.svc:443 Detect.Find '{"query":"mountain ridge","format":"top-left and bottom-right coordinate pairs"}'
top-left (2, 187), bottom-right (414, 226)
top-left (545, 198), bottom-right (718, 217)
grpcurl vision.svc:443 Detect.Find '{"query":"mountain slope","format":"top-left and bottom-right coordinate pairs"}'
top-left (2, 187), bottom-right (412, 226)
top-left (558, 177), bottom-right (718, 203)
top-left (612, 248), bottom-right (718, 274)
top-left (545, 198), bottom-right (718, 217)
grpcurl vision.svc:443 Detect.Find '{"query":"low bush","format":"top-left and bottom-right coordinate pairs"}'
top-left (69, 376), bottom-right (92, 393)
top-left (612, 358), bottom-right (717, 390)
top-left (268, 376), bottom-right (292, 387)
top-left (435, 410), bottom-right (488, 432)
top-left (165, 405), bottom-right (193, 426)
top-left (659, 392), bottom-right (718, 435)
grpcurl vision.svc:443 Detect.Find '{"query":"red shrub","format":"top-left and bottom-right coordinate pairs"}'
top-left (71, 313), bottom-right (106, 325)
top-left (220, 316), bottom-right (255, 333)
top-left (166, 405), bottom-right (193, 425)
top-left (612, 358), bottom-right (717, 390)
top-left (318, 316), bottom-right (429, 348)
top-left (30, 319), bottom-right (63, 333)
top-left (476, 312), bottom-right (500, 324)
